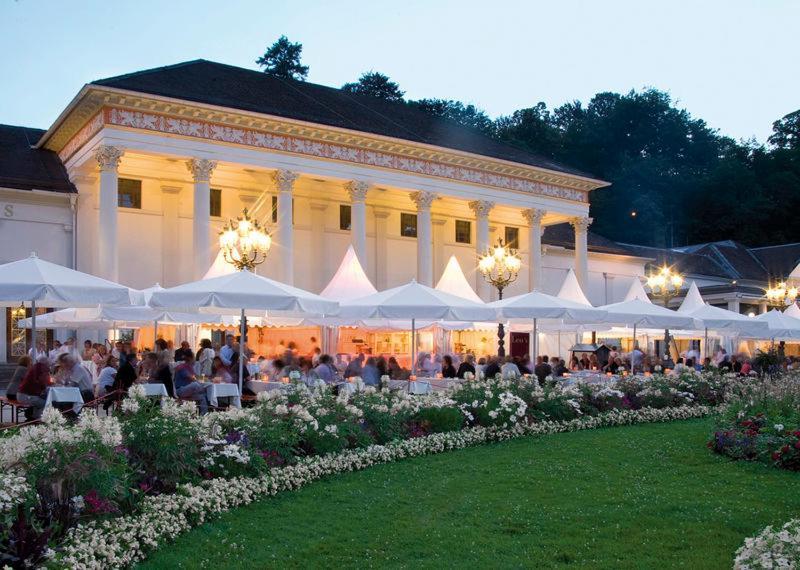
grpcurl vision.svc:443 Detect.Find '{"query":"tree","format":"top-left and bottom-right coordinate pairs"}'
top-left (768, 110), bottom-right (800, 150)
top-left (411, 99), bottom-right (494, 135)
top-left (256, 35), bottom-right (309, 80)
top-left (341, 72), bottom-right (405, 102)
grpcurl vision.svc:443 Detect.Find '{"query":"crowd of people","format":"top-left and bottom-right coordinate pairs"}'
top-left (5, 333), bottom-right (799, 422)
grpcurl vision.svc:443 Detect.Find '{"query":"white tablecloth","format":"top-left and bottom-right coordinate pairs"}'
top-left (140, 383), bottom-right (169, 398)
top-left (206, 383), bottom-right (241, 408)
top-left (388, 380), bottom-right (432, 394)
top-left (247, 380), bottom-right (290, 394)
top-left (44, 386), bottom-right (84, 413)
top-left (337, 381), bottom-right (367, 395)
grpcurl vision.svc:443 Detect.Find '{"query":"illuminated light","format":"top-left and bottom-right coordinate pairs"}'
top-left (631, 211), bottom-right (637, 217)
top-left (747, 312), bottom-right (756, 318)
top-left (218, 208), bottom-right (272, 271)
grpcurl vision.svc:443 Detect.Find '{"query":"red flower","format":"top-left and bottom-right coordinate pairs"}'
top-left (794, 440), bottom-right (800, 450)
top-left (793, 430), bottom-right (800, 438)
top-left (772, 451), bottom-right (781, 461)
top-left (781, 445), bottom-right (791, 454)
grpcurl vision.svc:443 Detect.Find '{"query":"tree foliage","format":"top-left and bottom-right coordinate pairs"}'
top-left (410, 99), bottom-right (495, 135)
top-left (342, 72), bottom-right (405, 102)
top-left (256, 35), bottom-right (309, 80)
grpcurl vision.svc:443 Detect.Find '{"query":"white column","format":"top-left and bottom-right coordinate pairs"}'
top-left (523, 208), bottom-right (545, 292)
top-left (309, 201), bottom-right (328, 291)
top-left (432, 218), bottom-right (447, 282)
top-left (469, 200), bottom-right (494, 300)
top-left (570, 216), bottom-right (593, 292)
top-left (374, 209), bottom-right (391, 290)
top-left (94, 145), bottom-right (123, 282)
top-left (72, 174), bottom-right (97, 275)
top-left (411, 191), bottom-right (436, 286)
top-left (345, 180), bottom-right (369, 269)
top-left (161, 186), bottom-right (182, 286)
top-left (274, 170), bottom-right (299, 284)
top-left (727, 298), bottom-right (741, 314)
top-left (186, 158), bottom-right (217, 280)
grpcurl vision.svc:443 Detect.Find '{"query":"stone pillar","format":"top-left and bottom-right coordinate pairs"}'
top-left (374, 209), bottom-right (391, 290)
top-left (411, 191), bottom-right (436, 286)
top-left (432, 218), bottom-right (447, 283)
top-left (727, 298), bottom-right (741, 314)
top-left (161, 186), bottom-right (182, 286)
top-left (759, 301), bottom-right (768, 314)
top-left (523, 208), bottom-right (545, 292)
top-left (94, 145), bottom-right (123, 282)
top-left (570, 216), bottom-right (592, 292)
top-left (309, 201), bottom-right (328, 291)
top-left (469, 200), bottom-right (494, 300)
top-left (274, 170), bottom-right (299, 284)
top-left (186, 158), bottom-right (217, 280)
top-left (345, 180), bottom-right (369, 270)
top-left (72, 174), bottom-right (97, 276)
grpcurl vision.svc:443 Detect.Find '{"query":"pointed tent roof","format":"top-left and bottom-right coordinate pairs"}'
top-left (435, 255), bottom-right (482, 303)
top-left (786, 303), bottom-right (800, 319)
top-left (678, 281), bottom-right (706, 313)
top-left (599, 279), bottom-right (696, 329)
top-left (755, 309), bottom-right (800, 340)
top-left (624, 278), bottom-right (652, 302)
top-left (320, 246), bottom-right (377, 301)
top-left (556, 269), bottom-right (592, 306)
top-left (203, 250), bottom-right (237, 280)
top-left (678, 281), bottom-right (769, 336)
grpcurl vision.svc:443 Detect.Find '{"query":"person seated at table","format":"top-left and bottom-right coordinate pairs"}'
top-left (500, 355), bottom-right (521, 380)
top-left (313, 354), bottom-right (337, 384)
top-left (138, 352), bottom-right (160, 383)
top-left (569, 356), bottom-right (581, 371)
top-left (17, 360), bottom-right (51, 421)
top-left (360, 357), bottom-right (380, 386)
top-left (174, 354), bottom-right (208, 414)
top-left (92, 344), bottom-right (107, 375)
top-left (154, 338), bottom-right (172, 367)
top-left (173, 341), bottom-right (192, 362)
top-left (441, 355), bottom-right (457, 378)
top-left (386, 356), bottom-right (404, 379)
top-left (516, 355), bottom-right (532, 375)
top-left (552, 358), bottom-right (568, 378)
top-left (81, 339), bottom-right (95, 361)
top-left (603, 357), bottom-right (621, 375)
top-left (195, 339), bottom-right (214, 377)
top-left (6, 355), bottom-right (31, 400)
top-left (475, 357), bottom-right (487, 379)
top-left (211, 356), bottom-right (233, 383)
top-left (97, 356), bottom-right (118, 397)
top-left (152, 354), bottom-right (175, 398)
top-left (456, 354), bottom-right (476, 379)
top-left (534, 356), bottom-right (552, 385)
top-left (55, 354), bottom-right (94, 403)
top-left (344, 353), bottom-right (364, 379)
top-left (482, 356), bottom-right (501, 380)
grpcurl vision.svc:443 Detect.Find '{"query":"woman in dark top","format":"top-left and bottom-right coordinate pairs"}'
top-left (6, 355), bottom-right (31, 399)
top-left (456, 355), bottom-right (476, 379)
top-left (18, 361), bottom-right (50, 420)
top-left (442, 355), bottom-right (457, 378)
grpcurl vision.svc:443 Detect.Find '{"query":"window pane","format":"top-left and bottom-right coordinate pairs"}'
top-left (117, 178), bottom-right (141, 209)
top-left (455, 220), bottom-right (471, 244)
top-left (271, 196), bottom-right (278, 223)
top-left (505, 226), bottom-right (519, 249)
top-left (339, 204), bottom-right (351, 231)
top-left (210, 188), bottom-right (222, 217)
top-left (400, 212), bottom-right (417, 238)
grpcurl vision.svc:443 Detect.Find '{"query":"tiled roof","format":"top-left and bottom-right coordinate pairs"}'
top-left (749, 243), bottom-right (800, 279)
top-left (92, 60), bottom-right (595, 179)
top-left (543, 223), bottom-right (634, 256)
top-left (615, 243), bottom-right (731, 278)
top-left (0, 124), bottom-right (75, 193)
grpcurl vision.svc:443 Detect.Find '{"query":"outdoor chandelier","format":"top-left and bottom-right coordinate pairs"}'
top-left (218, 208), bottom-right (271, 271)
top-left (765, 280), bottom-right (799, 307)
top-left (478, 238), bottom-right (522, 358)
top-left (645, 265), bottom-right (684, 305)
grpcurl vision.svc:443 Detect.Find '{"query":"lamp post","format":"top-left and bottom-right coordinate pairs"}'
top-left (218, 208), bottom-right (272, 387)
top-left (645, 265), bottom-right (684, 360)
top-left (766, 280), bottom-right (799, 308)
top-left (478, 238), bottom-right (522, 357)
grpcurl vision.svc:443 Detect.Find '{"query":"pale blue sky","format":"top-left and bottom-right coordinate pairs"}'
top-left (1, 0), bottom-right (797, 143)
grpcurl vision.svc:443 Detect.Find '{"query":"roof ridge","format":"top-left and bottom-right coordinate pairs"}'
top-left (92, 59), bottom-right (211, 84)
top-left (749, 242), bottom-right (800, 250)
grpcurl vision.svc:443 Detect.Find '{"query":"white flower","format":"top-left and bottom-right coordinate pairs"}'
top-left (774, 424), bottom-right (785, 432)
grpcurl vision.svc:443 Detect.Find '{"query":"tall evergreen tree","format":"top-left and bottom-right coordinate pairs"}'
top-left (256, 35), bottom-right (309, 80)
top-left (342, 72), bottom-right (405, 102)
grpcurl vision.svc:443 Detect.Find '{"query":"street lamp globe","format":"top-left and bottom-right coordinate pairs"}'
top-left (218, 208), bottom-right (272, 271)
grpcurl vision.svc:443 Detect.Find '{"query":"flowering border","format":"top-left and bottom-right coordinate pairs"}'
top-left (734, 518), bottom-right (800, 569)
top-left (53, 405), bottom-right (710, 569)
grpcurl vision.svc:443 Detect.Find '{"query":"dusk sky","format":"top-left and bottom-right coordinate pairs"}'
top-left (2, 0), bottom-right (797, 143)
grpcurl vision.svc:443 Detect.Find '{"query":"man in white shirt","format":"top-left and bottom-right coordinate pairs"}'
top-left (219, 334), bottom-right (235, 367)
top-left (28, 340), bottom-right (48, 362)
top-left (57, 354), bottom-right (95, 402)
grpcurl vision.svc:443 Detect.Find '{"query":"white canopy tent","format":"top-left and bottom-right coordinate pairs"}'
top-left (0, 253), bottom-right (131, 355)
top-left (755, 309), bottom-right (800, 341)
top-left (338, 280), bottom-right (495, 374)
top-left (435, 255), bottom-right (483, 303)
top-left (203, 250), bottom-right (238, 280)
top-left (598, 279), bottom-right (697, 347)
top-left (677, 282), bottom-right (770, 355)
top-left (785, 303), bottom-right (800, 320)
top-left (150, 270), bottom-right (339, 391)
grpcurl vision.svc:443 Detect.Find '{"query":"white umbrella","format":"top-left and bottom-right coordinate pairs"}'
top-left (490, 286), bottom-right (607, 362)
top-left (150, 270), bottom-right (339, 391)
top-left (678, 282), bottom-right (770, 355)
top-left (755, 309), bottom-right (800, 341)
top-left (338, 279), bottom-right (495, 374)
top-left (0, 253), bottom-right (131, 356)
top-left (599, 279), bottom-right (697, 345)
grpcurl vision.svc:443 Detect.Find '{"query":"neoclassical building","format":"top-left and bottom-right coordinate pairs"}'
top-left (1, 59), bottom-right (655, 361)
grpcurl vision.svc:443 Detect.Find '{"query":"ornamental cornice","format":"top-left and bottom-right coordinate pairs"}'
top-left (44, 88), bottom-right (609, 202)
top-left (410, 191), bottom-right (437, 210)
top-left (273, 169), bottom-right (299, 193)
top-left (345, 180), bottom-right (370, 202)
top-left (94, 145), bottom-right (124, 171)
top-left (468, 200), bottom-right (494, 218)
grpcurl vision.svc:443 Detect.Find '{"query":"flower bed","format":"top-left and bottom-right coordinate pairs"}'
top-left (0, 372), bottom-right (750, 568)
top-left (708, 374), bottom-right (800, 471)
top-left (734, 518), bottom-right (800, 569)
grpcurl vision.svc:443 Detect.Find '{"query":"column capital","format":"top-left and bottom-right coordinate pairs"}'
top-left (410, 190), bottom-right (437, 210)
top-left (569, 216), bottom-right (593, 233)
top-left (94, 145), bottom-right (124, 172)
top-left (522, 208), bottom-right (546, 226)
top-left (273, 169), bottom-right (299, 192)
top-left (468, 200), bottom-right (494, 218)
top-left (345, 180), bottom-right (370, 202)
top-left (186, 158), bottom-right (217, 182)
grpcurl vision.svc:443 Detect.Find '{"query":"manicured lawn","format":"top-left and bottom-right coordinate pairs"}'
top-left (139, 418), bottom-right (799, 569)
